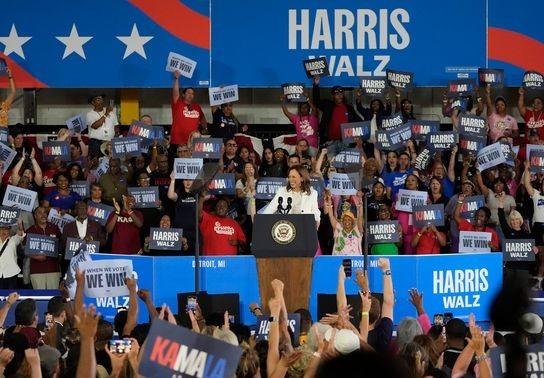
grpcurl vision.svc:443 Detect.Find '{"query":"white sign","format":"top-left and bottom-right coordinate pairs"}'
top-left (208, 84), bottom-right (239, 106)
top-left (0, 142), bottom-right (17, 175)
top-left (80, 259), bottom-right (133, 298)
top-left (65, 113), bottom-right (87, 133)
top-left (165, 51), bottom-right (197, 79)
top-left (459, 231), bottom-right (492, 253)
top-left (395, 189), bottom-right (428, 213)
top-left (476, 142), bottom-right (506, 171)
top-left (329, 173), bottom-right (357, 195)
top-left (47, 208), bottom-right (75, 232)
top-left (2, 185), bottom-right (38, 212)
top-left (174, 158), bottom-right (203, 180)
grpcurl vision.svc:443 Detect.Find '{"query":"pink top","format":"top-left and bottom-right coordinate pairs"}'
top-left (487, 112), bottom-right (518, 143)
top-left (290, 114), bottom-right (319, 148)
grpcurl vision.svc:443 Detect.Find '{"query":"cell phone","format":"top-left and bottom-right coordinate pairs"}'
top-left (342, 259), bottom-right (352, 278)
top-left (443, 312), bottom-right (453, 325)
top-left (228, 315), bottom-right (235, 323)
top-left (433, 314), bottom-right (443, 326)
top-left (117, 306), bottom-right (127, 313)
top-left (187, 296), bottom-right (197, 311)
top-left (108, 339), bottom-right (132, 354)
top-left (45, 313), bottom-right (53, 327)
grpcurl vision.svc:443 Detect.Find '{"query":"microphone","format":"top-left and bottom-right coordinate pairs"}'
top-left (286, 197), bottom-right (292, 214)
top-left (277, 196), bottom-right (284, 213)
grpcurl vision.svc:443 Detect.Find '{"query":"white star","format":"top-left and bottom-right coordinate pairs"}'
top-left (56, 24), bottom-right (93, 60)
top-left (0, 24), bottom-right (32, 59)
top-left (116, 24), bottom-right (153, 60)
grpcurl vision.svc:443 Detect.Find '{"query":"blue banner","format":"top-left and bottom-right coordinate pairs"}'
top-left (211, 0), bottom-right (486, 87)
top-left (310, 254), bottom-right (503, 324)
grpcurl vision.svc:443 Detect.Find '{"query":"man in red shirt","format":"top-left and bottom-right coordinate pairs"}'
top-left (453, 194), bottom-right (500, 251)
top-left (171, 70), bottom-right (207, 147)
top-left (26, 207), bottom-right (62, 289)
top-left (198, 196), bottom-right (246, 256)
top-left (106, 195), bottom-right (143, 254)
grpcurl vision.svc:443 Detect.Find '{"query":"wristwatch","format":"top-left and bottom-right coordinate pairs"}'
top-left (269, 316), bottom-right (279, 322)
top-left (384, 270), bottom-right (391, 276)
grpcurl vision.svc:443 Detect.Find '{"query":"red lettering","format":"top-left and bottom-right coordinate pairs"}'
top-left (149, 336), bottom-right (180, 368)
top-left (414, 211), bottom-right (424, 221)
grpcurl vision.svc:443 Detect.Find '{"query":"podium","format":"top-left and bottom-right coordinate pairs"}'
top-left (252, 214), bottom-right (317, 313)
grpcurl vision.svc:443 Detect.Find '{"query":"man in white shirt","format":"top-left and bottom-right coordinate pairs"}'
top-left (86, 94), bottom-right (119, 158)
top-left (0, 218), bottom-right (25, 289)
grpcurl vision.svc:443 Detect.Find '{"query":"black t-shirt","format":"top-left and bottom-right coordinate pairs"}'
top-left (210, 108), bottom-right (238, 141)
top-left (367, 196), bottom-right (392, 222)
top-left (367, 317), bottom-right (393, 353)
top-left (150, 171), bottom-right (172, 216)
top-left (174, 191), bottom-right (197, 255)
top-left (222, 155), bottom-right (244, 174)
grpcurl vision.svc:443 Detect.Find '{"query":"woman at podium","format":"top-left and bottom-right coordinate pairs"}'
top-left (262, 165), bottom-right (321, 227)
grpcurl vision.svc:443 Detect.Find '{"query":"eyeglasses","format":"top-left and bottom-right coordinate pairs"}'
top-left (333, 89), bottom-right (344, 94)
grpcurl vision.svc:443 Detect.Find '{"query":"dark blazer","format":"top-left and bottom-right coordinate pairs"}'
top-left (60, 219), bottom-right (107, 251)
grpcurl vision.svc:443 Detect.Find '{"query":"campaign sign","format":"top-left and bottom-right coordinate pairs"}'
top-left (111, 136), bottom-right (141, 158)
top-left (64, 237), bottom-right (100, 260)
top-left (79, 259), bottom-right (133, 298)
top-left (303, 57), bottom-right (329, 78)
top-left (42, 141), bottom-right (70, 162)
top-left (70, 181), bottom-right (89, 198)
top-left (478, 68), bottom-right (504, 88)
top-left (2, 185), bottom-right (37, 212)
top-left (458, 231), bottom-right (491, 253)
top-left (24, 234), bottom-right (59, 258)
top-left (459, 135), bottom-right (486, 157)
top-left (332, 149), bottom-right (360, 169)
top-left (0, 58), bottom-right (7, 76)
top-left (255, 313), bottom-right (301, 344)
top-left (0, 128), bottom-right (8, 143)
top-left (458, 114), bottom-right (487, 139)
top-left (208, 173), bottom-right (236, 195)
top-left (347, 172), bottom-right (360, 191)
top-left (476, 142), bottom-right (506, 171)
top-left (128, 187), bottom-right (160, 209)
top-left (385, 69), bottom-right (414, 90)
top-left (388, 123), bottom-right (412, 147)
top-left (174, 158), bottom-right (203, 180)
top-left (192, 138), bottom-right (223, 159)
top-left (0, 206), bottom-right (19, 227)
top-left (281, 83), bottom-right (306, 102)
top-left (149, 228), bottom-right (183, 251)
top-left (502, 239), bottom-right (535, 262)
top-left (47, 208), bottom-right (75, 232)
top-left (414, 146), bottom-right (435, 171)
top-left (128, 121), bottom-right (154, 141)
top-left (459, 195), bottom-right (486, 220)
top-left (526, 144), bottom-right (544, 164)
top-left (381, 113), bottom-right (404, 131)
top-left (499, 141), bottom-right (515, 167)
top-left (427, 131), bottom-right (457, 151)
top-left (375, 130), bottom-right (392, 151)
top-left (86, 202), bottom-right (115, 226)
top-left (412, 204), bottom-right (445, 228)
top-left (139, 319), bottom-right (243, 378)
top-left (360, 76), bottom-right (387, 96)
top-left (65, 113), bottom-right (87, 133)
top-left (409, 120), bottom-right (440, 142)
top-left (490, 344), bottom-right (544, 378)
top-left (165, 51), bottom-right (197, 79)
top-left (341, 121), bottom-right (370, 143)
top-left (0, 142), bottom-right (17, 172)
top-left (451, 97), bottom-right (469, 112)
top-left (255, 177), bottom-right (285, 200)
top-left (95, 159), bottom-right (109, 180)
top-left (209, 84), bottom-right (239, 106)
top-left (310, 177), bottom-right (325, 205)
top-left (329, 173), bottom-right (357, 195)
top-left (522, 71), bottom-right (544, 90)
top-left (367, 221), bottom-right (400, 244)
top-left (529, 150), bottom-right (544, 174)
top-left (447, 79), bottom-right (476, 97)
top-left (395, 189), bottom-right (428, 213)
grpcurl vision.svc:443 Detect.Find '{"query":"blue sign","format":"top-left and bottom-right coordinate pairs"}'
top-left (310, 255), bottom-right (502, 324)
top-left (211, 0), bottom-right (486, 86)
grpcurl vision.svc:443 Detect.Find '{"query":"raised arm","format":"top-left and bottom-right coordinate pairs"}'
top-left (266, 296), bottom-right (282, 376)
top-left (324, 195), bottom-right (337, 229)
top-left (378, 258), bottom-right (394, 321)
top-left (453, 193), bottom-right (466, 226)
top-left (336, 265), bottom-right (348, 312)
top-left (447, 145), bottom-right (457, 182)
top-left (105, 198), bottom-right (120, 234)
top-left (394, 88), bottom-right (401, 113)
top-left (523, 160), bottom-right (535, 197)
top-left (280, 96), bottom-right (295, 121)
top-left (313, 148), bottom-right (327, 175)
top-left (5, 68), bottom-right (15, 104)
top-left (8, 156), bottom-right (25, 185)
top-left (167, 170), bottom-right (179, 202)
top-left (172, 70), bottom-right (181, 103)
top-left (474, 171), bottom-right (490, 197)
top-left (518, 87), bottom-right (527, 116)
top-left (75, 304), bottom-right (100, 378)
top-left (122, 277), bottom-right (138, 337)
top-left (0, 293), bottom-right (19, 328)
top-left (356, 201), bottom-right (364, 233)
top-left (312, 75), bottom-right (323, 110)
top-left (485, 85), bottom-right (493, 117)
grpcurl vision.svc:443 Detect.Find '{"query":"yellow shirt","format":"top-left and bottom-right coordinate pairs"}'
top-left (0, 99), bottom-right (12, 127)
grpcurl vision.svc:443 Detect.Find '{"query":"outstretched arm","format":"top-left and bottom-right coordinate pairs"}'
top-left (378, 258), bottom-right (394, 321)
top-left (5, 68), bottom-right (15, 104)
top-left (172, 70), bottom-right (181, 103)
top-left (518, 87), bottom-right (527, 116)
top-left (523, 160), bottom-right (535, 197)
